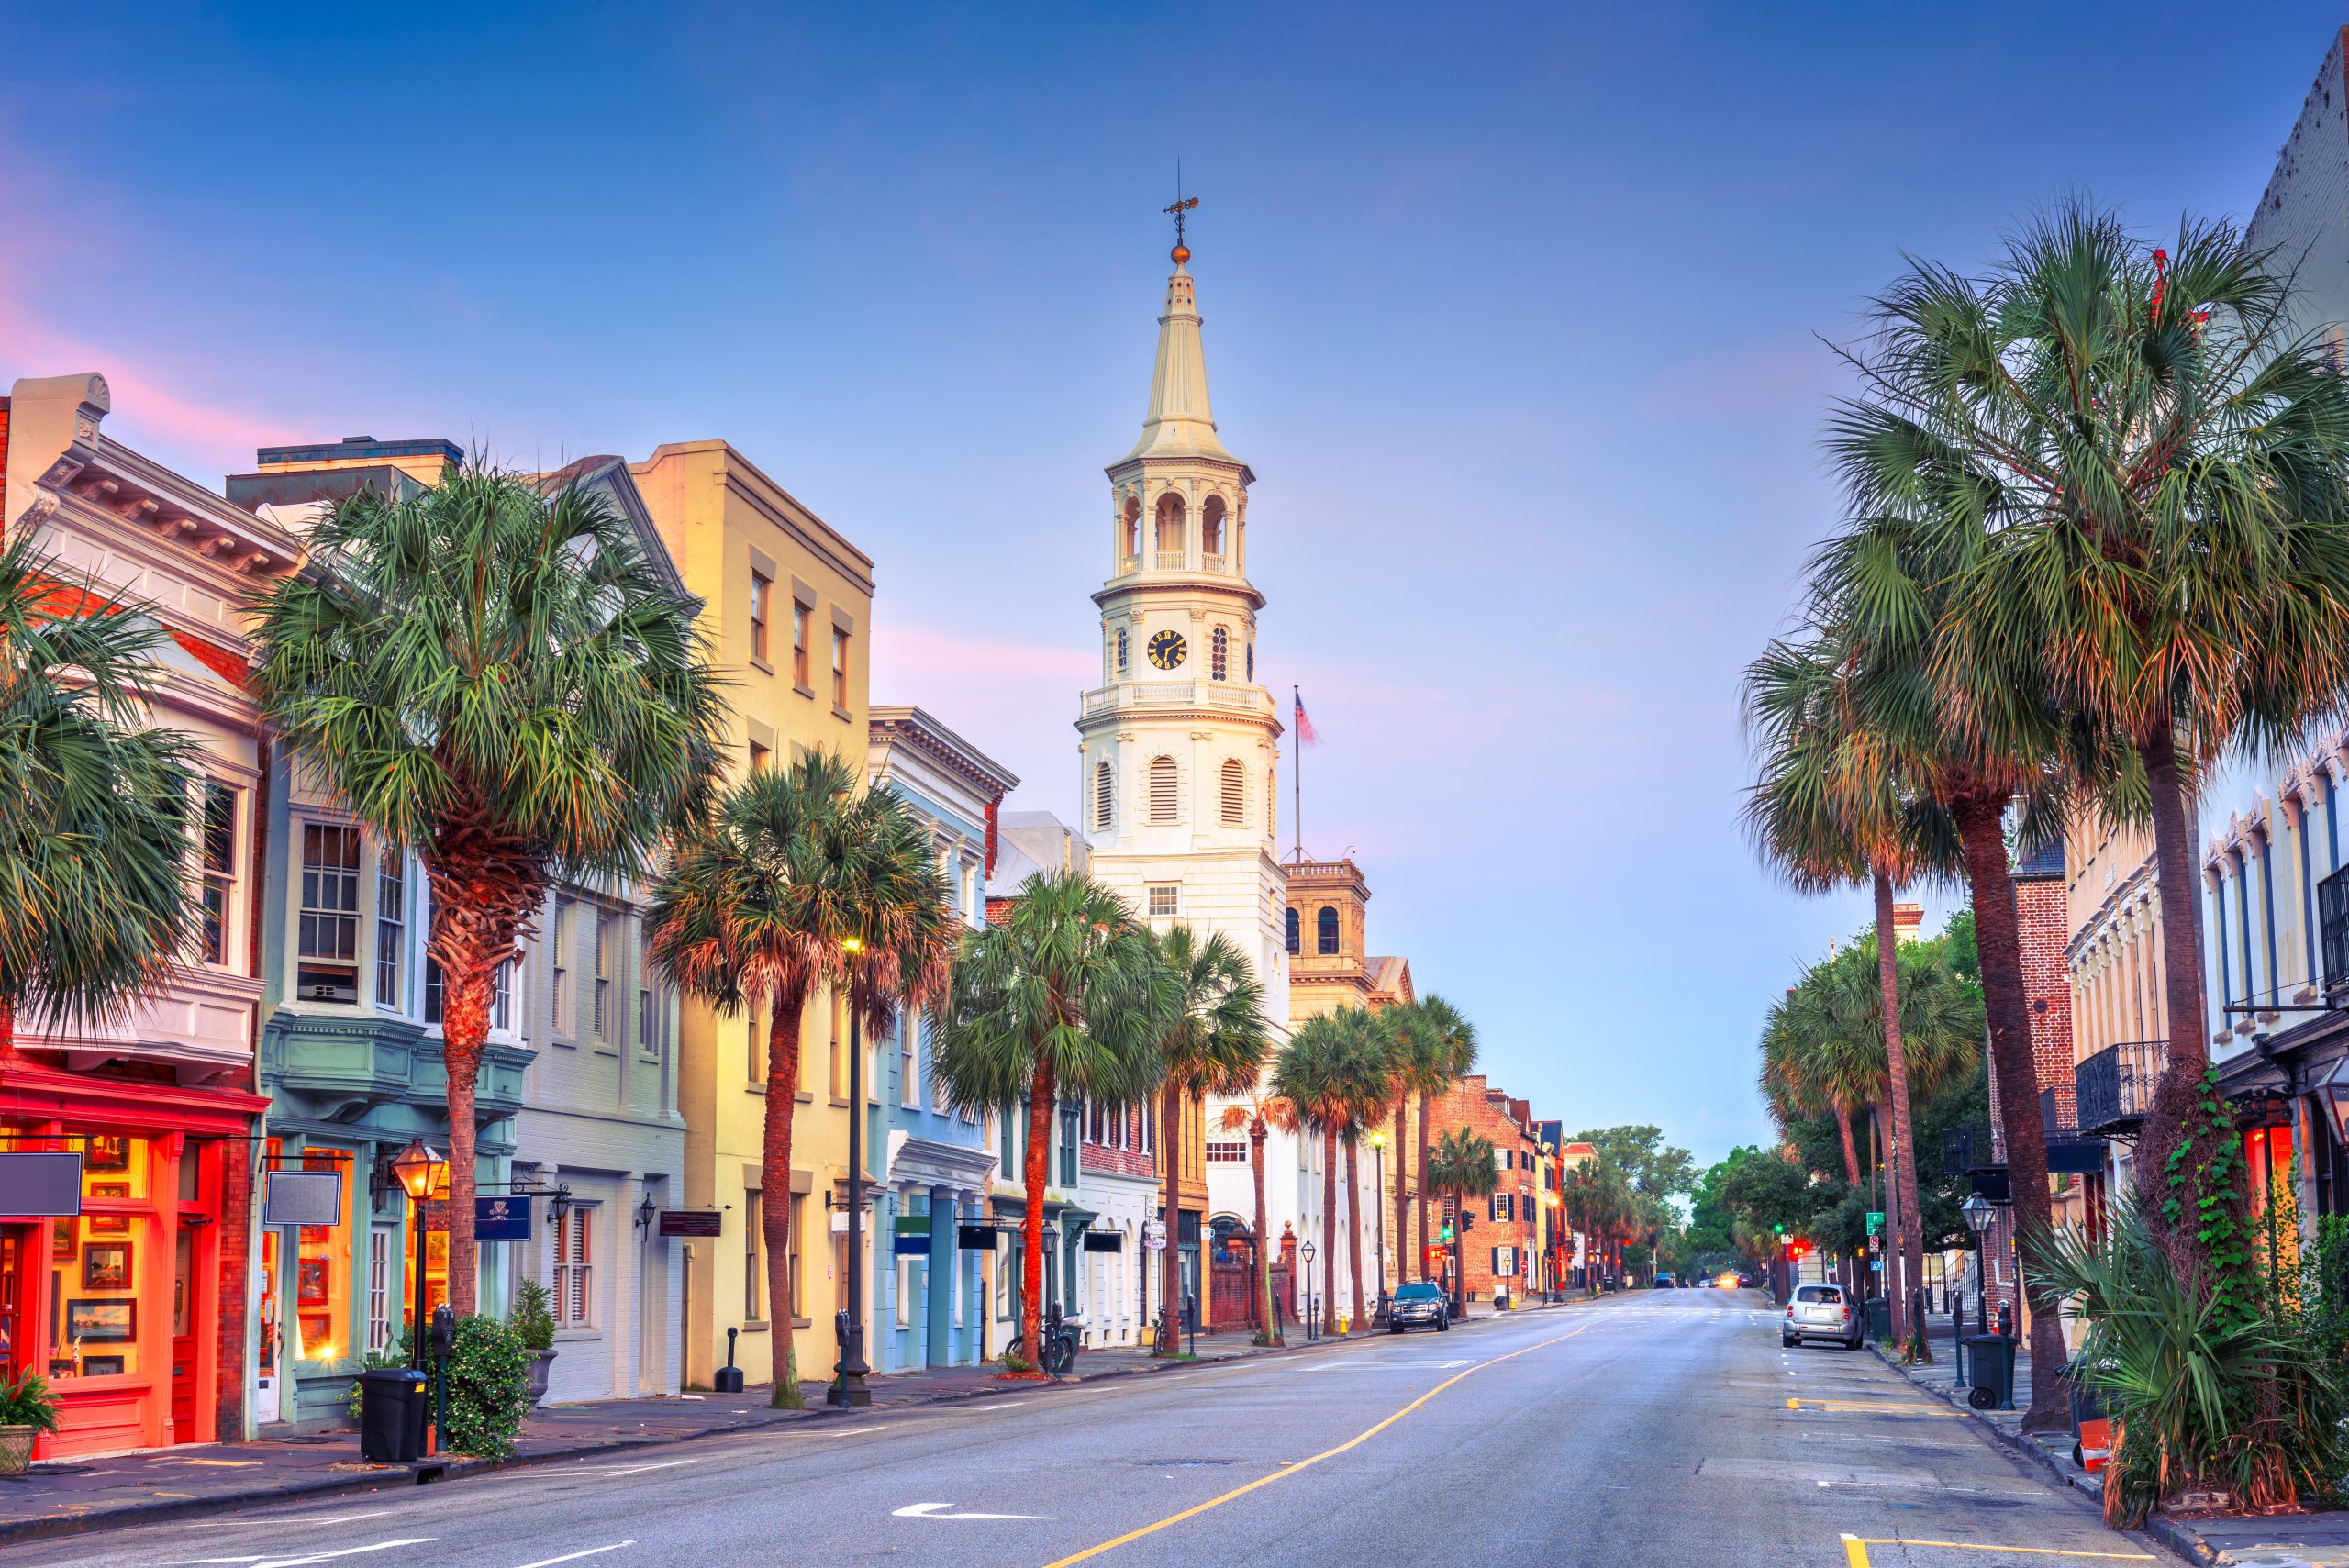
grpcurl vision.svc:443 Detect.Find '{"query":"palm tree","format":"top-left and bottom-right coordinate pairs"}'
top-left (1332, 1008), bottom-right (1398, 1324)
top-left (1146, 925), bottom-right (1267, 1352)
top-left (648, 751), bottom-right (952, 1407)
top-left (0, 532), bottom-right (201, 1053)
top-left (1427, 1128), bottom-right (1498, 1309)
top-left (1273, 1010), bottom-right (1385, 1333)
top-left (1392, 996), bottom-right (1475, 1280)
top-left (1216, 1080), bottom-right (1299, 1342)
top-left (933, 870), bottom-right (1171, 1373)
top-left (1830, 204), bottom-right (2349, 1284)
top-left (251, 465), bottom-right (723, 1314)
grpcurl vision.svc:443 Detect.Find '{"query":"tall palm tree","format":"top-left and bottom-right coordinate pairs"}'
top-left (1393, 996), bottom-right (1475, 1280)
top-left (1830, 204), bottom-right (2349, 1287)
top-left (1332, 1008), bottom-right (1398, 1324)
top-left (649, 751), bottom-right (952, 1407)
top-left (1427, 1128), bottom-right (1498, 1308)
top-left (1216, 1079), bottom-right (1299, 1343)
top-left (251, 466), bottom-right (723, 1314)
top-left (1147, 925), bottom-right (1267, 1352)
top-left (0, 532), bottom-right (201, 1053)
top-left (934, 870), bottom-right (1171, 1373)
top-left (1272, 1010), bottom-right (1379, 1333)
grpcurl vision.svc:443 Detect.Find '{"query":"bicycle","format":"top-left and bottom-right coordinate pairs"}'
top-left (1007, 1304), bottom-right (1085, 1376)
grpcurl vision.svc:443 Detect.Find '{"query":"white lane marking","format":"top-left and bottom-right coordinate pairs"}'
top-left (1305, 1359), bottom-right (1471, 1373)
top-left (566, 1458), bottom-right (700, 1478)
top-left (181, 1540), bottom-right (437, 1568)
top-left (511, 1543), bottom-right (635, 1568)
top-left (180, 1514), bottom-right (395, 1531)
top-left (962, 1399), bottom-right (1030, 1411)
top-left (893, 1502), bottom-right (1056, 1521)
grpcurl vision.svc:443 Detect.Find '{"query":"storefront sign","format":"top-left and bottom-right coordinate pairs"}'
top-left (893, 1232), bottom-right (932, 1257)
top-left (657, 1208), bottom-right (723, 1238)
top-left (957, 1223), bottom-right (1003, 1251)
top-left (1082, 1231), bottom-right (1123, 1252)
top-left (474, 1195), bottom-right (531, 1240)
top-left (262, 1169), bottom-right (343, 1228)
top-left (0, 1151), bottom-right (82, 1217)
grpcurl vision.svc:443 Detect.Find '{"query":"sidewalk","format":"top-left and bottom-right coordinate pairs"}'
top-left (0, 1296), bottom-right (1581, 1547)
top-left (1875, 1336), bottom-right (2349, 1566)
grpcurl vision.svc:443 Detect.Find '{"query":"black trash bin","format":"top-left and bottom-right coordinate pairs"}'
top-left (1963, 1334), bottom-right (2015, 1411)
top-left (359, 1367), bottom-right (429, 1462)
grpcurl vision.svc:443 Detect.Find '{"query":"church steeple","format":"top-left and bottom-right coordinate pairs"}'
top-left (1122, 254), bottom-right (1234, 464)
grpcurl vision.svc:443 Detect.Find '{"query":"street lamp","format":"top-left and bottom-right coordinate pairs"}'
top-left (1300, 1239), bottom-right (1317, 1341)
top-left (1960, 1192), bottom-right (1993, 1237)
top-left (1368, 1130), bottom-right (1386, 1321)
top-left (830, 936), bottom-right (873, 1407)
top-left (390, 1139), bottom-right (446, 1360)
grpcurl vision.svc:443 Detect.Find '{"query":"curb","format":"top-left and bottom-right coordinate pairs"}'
top-left (0, 1300), bottom-right (1585, 1549)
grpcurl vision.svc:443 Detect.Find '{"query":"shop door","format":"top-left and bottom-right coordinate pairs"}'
top-left (0, 1226), bottom-right (25, 1379)
top-left (170, 1226), bottom-right (197, 1437)
top-left (169, 1149), bottom-right (211, 1444)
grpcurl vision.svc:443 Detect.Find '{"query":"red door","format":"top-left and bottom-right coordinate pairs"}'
top-left (167, 1144), bottom-right (211, 1444)
top-left (0, 1226), bottom-right (25, 1381)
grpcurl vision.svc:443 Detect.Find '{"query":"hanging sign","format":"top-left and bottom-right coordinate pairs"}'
top-left (1083, 1231), bottom-right (1123, 1253)
top-left (475, 1195), bottom-right (531, 1241)
top-left (958, 1223), bottom-right (1002, 1251)
top-left (659, 1209), bottom-right (724, 1238)
top-left (894, 1232), bottom-right (932, 1257)
top-left (0, 1152), bottom-right (82, 1217)
top-left (262, 1169), bottom-right (343, 1228)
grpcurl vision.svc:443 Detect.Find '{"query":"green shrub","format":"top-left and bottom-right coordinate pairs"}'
top-left (0, 1369), bottom-right (61, 1434)
top-left (508, 1278), bottom-right (556, 1353)
top-left (439, 1314), bottom-right (532, 1459)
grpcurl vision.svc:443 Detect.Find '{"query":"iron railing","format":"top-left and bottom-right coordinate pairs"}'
top-left (2075, 1040), bottom-right (2165, 1135)
top-left (2322, 863), bottom-right (2349, 994)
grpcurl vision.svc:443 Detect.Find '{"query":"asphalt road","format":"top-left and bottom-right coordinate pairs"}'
top-left (25, 1290), bottom-right (2168, 1568)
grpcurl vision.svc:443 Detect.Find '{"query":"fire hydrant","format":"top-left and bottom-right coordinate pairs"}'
top-left (1337, 1308), bottom-right (1351, 1335)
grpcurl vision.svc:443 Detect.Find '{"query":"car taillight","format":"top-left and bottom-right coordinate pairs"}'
top-left (1785, 1304), bottom-right (1794, 1317)
top-left (1842, 1305), bottom-right (1853, 1320)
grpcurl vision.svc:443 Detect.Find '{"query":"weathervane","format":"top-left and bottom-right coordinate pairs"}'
top-left (1163, 166), bottom-right (1197, 263)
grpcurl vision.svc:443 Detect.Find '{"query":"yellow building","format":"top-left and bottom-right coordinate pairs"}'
top-left (629, 440), bottom-right (875, 1394)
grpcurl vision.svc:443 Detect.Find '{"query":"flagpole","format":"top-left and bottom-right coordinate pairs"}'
top-left (1292, 684), bottom-right (1303, 865)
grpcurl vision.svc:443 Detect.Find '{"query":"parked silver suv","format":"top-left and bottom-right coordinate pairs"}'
top-left (1782, 1282), bottom-right (1862, 1350)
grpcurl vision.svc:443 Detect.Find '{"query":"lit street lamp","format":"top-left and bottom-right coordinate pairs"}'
top-left (390, 1139), bottom-right (446, 1363)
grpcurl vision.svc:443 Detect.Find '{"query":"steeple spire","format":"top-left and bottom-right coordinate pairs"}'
top-left (1123, 204), bottom-right (1233, 465)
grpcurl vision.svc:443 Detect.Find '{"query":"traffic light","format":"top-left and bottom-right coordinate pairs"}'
top-left (1788, 1240), bottom-right (1809, 1260)
top-left (1440, 1220), bottom-right (1454, 1243)
top-left (1773, 1223), bottom-right (1786, 1235)
top-left (1462, 1213), bottom-right (1475, 1233)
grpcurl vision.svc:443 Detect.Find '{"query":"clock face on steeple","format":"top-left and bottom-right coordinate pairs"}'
top-left (1147, 630), bottom-right (1187, 671)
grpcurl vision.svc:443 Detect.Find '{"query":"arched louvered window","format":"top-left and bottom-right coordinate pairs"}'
top-left (1093, 762), bottom-right (1114, 831)
top-left (1210, 627), bottom-right (1229, 681)
top-left (1268, 768), bottom-right (1276, 838)
top-left (1149, 756), bottom-right (1180, 824)
top-left (1285, 907), bottom-right (1300, 954)
top-left (1116, 628), bottom-right (1129, 675)
top-left (1219, 759), bottom-right (1244, 826)
top-left (1317, 906), bottom-right (1340, 955)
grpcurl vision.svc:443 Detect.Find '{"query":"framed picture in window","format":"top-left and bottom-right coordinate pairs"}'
top-left (85, 1135), bottom-right (130, 1173)
top-left (426, 1231), bottom-right (448, 1272)
top-left (66, 1298), bottom-right (136, 1341)
top-left (297, 1258), bottom-right (329, 1307)
top-left (82, 1355), bottom-right (127, 1378)
top-left (86, 1184), bottom-right (130, 1235)
top-left (83, 1241), bottom-right (132, 1291)
top-left (51, 1219), bottom-right (75, 1262)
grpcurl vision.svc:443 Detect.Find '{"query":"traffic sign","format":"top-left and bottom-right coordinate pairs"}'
top-left (1866, 1211), bottom-right (1885, 1235)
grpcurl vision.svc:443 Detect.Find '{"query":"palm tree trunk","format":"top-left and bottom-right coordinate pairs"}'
top-left (1321, 1127), bottom-right (1339, 1334)
top-left (1952, 791), bottom-right (2069, 1434)
top-left (1416, 1091), bottom-right (1434, 1280)
top-left (1832, 1105), bottom-right (1863, 1186)
top-left (1250, 1113), bottom-right (1279, 1344)
top-left (763, 995), bottom-right (807, 1408)
top-left (2136, 728), bottom-right (2230, 1283)
top-left (1391, 1099), bottom-right (1409, 1295)
top-left (1158, 1083), bottom-right (1180, 1352)
top-left (1343, 1134), bottom-right (1366, 1329)
top-left (441, 960), bottom-right (488, 1320)
top-left (1019, 1062), bottom-right (1056, 1374)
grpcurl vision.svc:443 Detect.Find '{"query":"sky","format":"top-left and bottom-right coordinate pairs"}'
top-left (6, 1), bottom-right (2343, 1172)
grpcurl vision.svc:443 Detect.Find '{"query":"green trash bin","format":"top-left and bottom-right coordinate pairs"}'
top-left (1865, 1297), bottom-right (1892, 1345)
top-left (1965, 1333), bottom-right (2015, 1410)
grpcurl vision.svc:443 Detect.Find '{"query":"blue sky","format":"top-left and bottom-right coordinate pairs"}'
top-left (6, 2), bottom-right (2343, 1170)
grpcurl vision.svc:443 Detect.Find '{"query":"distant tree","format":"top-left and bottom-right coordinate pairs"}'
top-left (1564, 1125), bottom-right (1697, 1201)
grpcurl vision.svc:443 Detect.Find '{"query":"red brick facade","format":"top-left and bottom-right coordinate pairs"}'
top-left (1078, 1099), bottom-right (1155, 1179)
top-left (1425, 1074), bottom-right (1541, 1301)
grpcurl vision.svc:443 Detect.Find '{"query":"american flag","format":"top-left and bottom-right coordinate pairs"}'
top-left (1293, 688), bottom-right (1321, 746)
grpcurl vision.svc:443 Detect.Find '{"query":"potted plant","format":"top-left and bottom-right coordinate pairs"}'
top-left (0, 1369), bottom-right (61, 1478)
top-left (509, 1277), bottom-right (557, 1404)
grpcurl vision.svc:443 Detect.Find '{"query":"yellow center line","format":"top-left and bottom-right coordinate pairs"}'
top-left (1841, 1536), bottom-right (2154, 1562)
top-left (1787, 1397), bottom-right (1960, 1415)
top-left (1036, 1323), bottom-right (1593, 1568)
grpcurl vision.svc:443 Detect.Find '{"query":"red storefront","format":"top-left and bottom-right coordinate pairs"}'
top-left (0, 1058), bottom-right (263, 1459)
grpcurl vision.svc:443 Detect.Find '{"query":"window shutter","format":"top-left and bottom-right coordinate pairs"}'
top-left (1094, 762), bottom-right (1114, 830)
top-left (1149, 757), bottom-right (1179, 823)
top-left (1219, 760), bottom-right (1244, 826)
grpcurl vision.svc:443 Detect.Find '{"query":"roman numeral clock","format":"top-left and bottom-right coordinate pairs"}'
top-left (1147, 629), bottom-right (1186, 670)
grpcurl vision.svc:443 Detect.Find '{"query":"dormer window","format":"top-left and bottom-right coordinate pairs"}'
top-left (1318, 906), bottom-right (1339, 955)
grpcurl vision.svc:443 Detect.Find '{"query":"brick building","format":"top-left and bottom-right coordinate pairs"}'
top-left (1424, 1074), bottom-right (1540, 1306)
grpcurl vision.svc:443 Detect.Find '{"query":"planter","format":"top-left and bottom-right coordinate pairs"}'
top-left (0, 1424), bottom-right (35, 1480)
top-left (525, 1349), bottom-right (557, 1406)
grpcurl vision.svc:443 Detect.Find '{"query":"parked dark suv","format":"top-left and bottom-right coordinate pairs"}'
top-left (1387, 1281), bottom-right (1451, 1333)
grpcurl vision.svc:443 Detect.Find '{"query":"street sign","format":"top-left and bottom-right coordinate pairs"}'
top-left (894, 1232), bottom-right (932, 1257)
top-left (475, 1195), bottom-right (531, 1240)
top-left (1866, 1211), bottom-right (1885, 1235)
top-left (659, 1209), bottom-right (723, 1238)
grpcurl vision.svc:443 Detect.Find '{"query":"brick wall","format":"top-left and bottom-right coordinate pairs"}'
top-left (1424, 1074), bottom-right (1540, 1299)
top-left (214, 1145), bottom-right (252, 1440)
top-left (1080, 1100), bottom-right (1155, 1180)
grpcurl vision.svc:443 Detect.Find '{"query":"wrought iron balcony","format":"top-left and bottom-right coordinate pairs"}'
top-left (2075, 1040), bottom-right (2165, 1135)
top-left (2324, 863), bottom-right (2349, 995)
top-left (1942, 1111), bottom-right (2103, 1178)
top-left (1942, 1124), bottom-right (2000, 1175)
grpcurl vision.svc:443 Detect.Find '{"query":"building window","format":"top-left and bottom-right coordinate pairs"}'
top-left (831, 626), bottom-right (851, 710)
top-left (750, 740), bottom-right (771, 774)
top-left (373, 851), bottom-right (406, 1006)
top-left (745, 1191), bottom-right (763, 1321)
top-left (1116, 627), bottom-right (1130, 675)
top-left (1219, 759), bottom-right (1244, 826)
top-left (555, 1206), bottom-right (595, 1328)
top-left (1148, 756), bottom-right (1179, 824)
top-left (639, 973), bottom-right (662, 1059)
top-left (1210, 626), bottom-right (1229, 681)
top-left (491, 958), bottom-right (516, 1033)
top-left (900, 1009), bottom-right (920, 1108)
top-left (424, 956), bottom-right (444, 1025)
top-left (749, 572), bottom-right (771, 663)
top-left (792, 600), bottom-right (811, 687)
top-left (790, 1195), bottom-right (807, 1318)
top-left (365, 1227), bottom-right (393, 1352)
top-left (551, 899), bottom-right (573, 1035)
top-left (1206, 1140), bottom-right (1248, 1163)
top-left (198, 781), bottom-right (238, 965)
top-left (1318, 906), bottom-right (1340, 955)
top-left (593, 912), bottom-right (616, 1043)
top-left (1147, 884), bottom-right (1178, 918)
top-left (1094, 762), bottom-right (1115, 831)
top-left (296, 823), bottom-right (362, 1003)
top-left (1285, 907), bottom-right (1301, 954)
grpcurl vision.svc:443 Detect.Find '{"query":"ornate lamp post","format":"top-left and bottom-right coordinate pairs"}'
top-left (390, 1139), bottom-right (446, 1357)
top-left (1367, 1129), bottom-right (1386, 1321)
top-left (831, 937), bottom-right (873, 1407)
top-left (1300, 1239), bottom-right (1317, 1341)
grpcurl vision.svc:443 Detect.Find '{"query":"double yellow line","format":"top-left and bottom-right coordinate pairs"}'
top-left (1037, 1322), bottom-right (1592, 1568)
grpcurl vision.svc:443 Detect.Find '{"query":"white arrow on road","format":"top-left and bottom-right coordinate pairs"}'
top-left (893, 1502), bottom-right (1056, 1521)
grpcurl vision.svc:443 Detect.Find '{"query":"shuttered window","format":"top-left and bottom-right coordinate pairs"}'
top-left (555, 1206), bottom-right (595, 1328)
top-left (1219, 759), bottom-right (1244, 825)
top-left (1210, 626), bottom-right (1229, 681)
top-left (1094, 762), bottom-right (1114, 830)
top-left (1149, 756), bottom-right (1179, 823)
